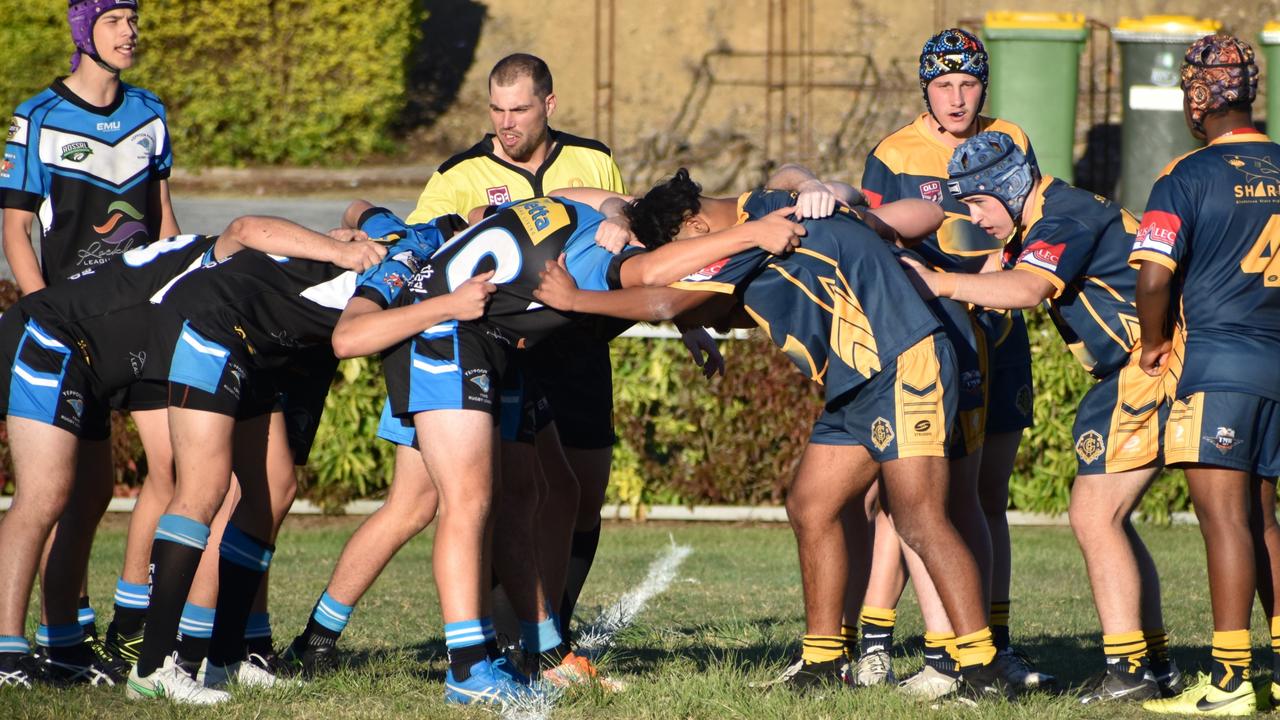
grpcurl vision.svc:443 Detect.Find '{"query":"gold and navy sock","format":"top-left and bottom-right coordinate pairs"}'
top-left (1103, 630), bottom-right (1149, 678)
top-left (1144, 627), bottom-right (1171, 664)
top-left (859, 606), bottom-right (896, 656)
top-left (923, 630), bottom-right (959, 676)
top-left (990, 600), bottom-right (1011, 651)
top-left (953, 627), bottom-right (997, 670)
top-left (1210, 629), bottom-right (1251, 692)
top-left (1271, 617), bottom-right (1280, 679)
top-left (841, 623), bottom-right (858, 659)
top-left (801, 634), bottom-right (845, 665)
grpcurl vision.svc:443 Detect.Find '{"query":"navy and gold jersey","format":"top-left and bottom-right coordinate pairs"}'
top-left (1, 80), bottom-right (173, 283)
top-left (670, 189), bottom-right (941, 405)
top-left (861, 113), bottom-right (1035, 273)
top-left (396, 197), bottom-right (627, 349)
top-left (1009, 176), bottom-right (1141, 378)
top-left (17, 233), bottom-right (216, 392)
top-left (406, 130), bottom-right (625, 224)
top-left (1131, 129), bottom-right (1280, 402)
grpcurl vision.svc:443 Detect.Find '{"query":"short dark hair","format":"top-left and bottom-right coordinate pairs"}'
top-left (623, 168), bottom-right (702, 249)
top-left (489, 53), bottom-right (553, 98)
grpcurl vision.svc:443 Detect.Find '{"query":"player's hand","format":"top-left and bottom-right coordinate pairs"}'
top-left (533, 255), bottom-right (580, 311)
top-left (327, 227), bottom-right (369, 243)
top-left (680, 327), bottom-right (725, 379)
top-left (898, 255), bottom-right (942, 300)
top-left (1139, 339), bottom-right (1172, 377)
top-left (595, 216), bottom-right (637, 254)
top-left (335, 239), bottom-right (388, 272)
top-left (747, 206), bottom-right (806, 255)
top-left (450, 270), bottom-right (497, 321)
top-left (794, 180), bottom-right (838, 219)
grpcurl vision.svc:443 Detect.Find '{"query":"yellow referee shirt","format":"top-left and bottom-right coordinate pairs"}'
top-left (406, 129), bottom-right (625, 224)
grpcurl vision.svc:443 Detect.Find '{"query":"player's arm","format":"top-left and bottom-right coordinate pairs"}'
top-left (900, 255), bottom-right (1053, 309)
top-left (616, 207), bottom-right (804, 288)
top-left (859, 200), bottom-right (944, 243)
top-left (1134, 260), bottom-right (1175, 376)
top-left (330, 272), bottom-right (497, 359)
top-left (212, 215), bottom-right (386, 271)
top-left (156, 179), bottom-right (180, 237)
top-left (2, 207), bottom-right (44, 294)
top-left (547, 187), bottom-right (633, 209)
top-left (535, 256), bottom-right (718, 321)
top-left (766, 163), bottom-right (864, 216)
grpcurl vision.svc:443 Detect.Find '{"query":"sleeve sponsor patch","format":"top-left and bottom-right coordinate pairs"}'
top-left (681, 257), bottom-right (730, 282)
top-left (1016, 240), bottom-right (1064, 273)
top-left (1133, 210), bottom-right (1180, 254)
top-left (6, 116), bottom-right (27, 145)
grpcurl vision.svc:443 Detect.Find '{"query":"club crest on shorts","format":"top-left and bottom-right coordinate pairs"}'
top-left (1076, 430), bottom-right (1104, 464)
top-left (1016, 385), bottom-right (1033, 417)
top-left (468, 371), bottom-right (491, 394)
top-left (919, 180), bottom-right (943, 203)
top-left (870, 417), bottom-right (895, 451)
top-left (1204, 426), bottom-right (1238, 454)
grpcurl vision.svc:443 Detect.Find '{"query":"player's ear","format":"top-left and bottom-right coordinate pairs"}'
top-left (544, 92), bottom-right (557, 118)
top-left (684, 214), bottom-right (710, 236)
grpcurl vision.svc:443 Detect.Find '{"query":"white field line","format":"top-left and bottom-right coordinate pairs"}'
top-left (499, 536), bottom-right (693, 720)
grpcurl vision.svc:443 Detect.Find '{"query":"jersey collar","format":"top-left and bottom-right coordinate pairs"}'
top-left (481, 128), bottom-right (565, 195)
top-left (911, 112), bottom-right (996, 154)
top-left (51, 77), bottom-right (125, 117)
top-left (1209, 127), bottom-right (1270, 145)
top-left (1016, 174), bottom-right (1056, 240)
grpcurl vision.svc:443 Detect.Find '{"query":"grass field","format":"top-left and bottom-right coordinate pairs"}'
top-left (0, 514), bottom-right (1269, 719)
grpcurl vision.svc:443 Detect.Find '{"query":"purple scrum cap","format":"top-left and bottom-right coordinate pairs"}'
top-left (68, 0), bottom-right (138, 72)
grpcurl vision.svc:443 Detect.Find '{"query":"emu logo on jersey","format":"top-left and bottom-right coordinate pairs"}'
top-left (1205, 426), bottom-right (1238, 454)
top-left (511, 198), bottom-right (570, 245)
top-left (60, 141), bottom-right (93, 163)
top-left (1076, 430), bottom-right (1104, 464)
top-left (870, 417), bottom-right (894, 451)
top-left (919, 180), bottom-right (943, 203)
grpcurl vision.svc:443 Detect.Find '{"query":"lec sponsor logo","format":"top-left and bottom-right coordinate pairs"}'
top-left (511, 198), bottom-right (569, 245)
top-left (1018, 240), bottom-right (1065, 272)
top-left (1134, 210), bottom-right (1180, 250)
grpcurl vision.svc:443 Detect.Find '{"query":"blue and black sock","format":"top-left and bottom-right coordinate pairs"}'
top-left (176, 602), bottom-right (215, 666)
top-left (111, 578), bottom-right (150, 636)
top-left (445, 619), bottom-right (489, 682)
top-left (137, 514), bottom-right (210, 677)
top-left (207, 525), bottom-right (274, 667)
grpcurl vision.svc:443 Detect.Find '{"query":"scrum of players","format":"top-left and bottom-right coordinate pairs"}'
top-left (1, 1), bottom-right (1278, 714)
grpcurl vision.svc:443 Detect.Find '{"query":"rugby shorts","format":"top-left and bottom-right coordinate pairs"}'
top-left (1165, 391), bottom-right (1280, 477)
top-left (523, 325), bottom-right (616, 449)
top-left (109, 380), bottom-right (169, 412)
top-left (1072, 338), bottom-right (1182, 476)
top-left (269, 347), bottom-right (340, 465)
top-left (979, 308), bottom-right (1034, 434)
top-left (931, 298), bottom-right (987, 459)
top-left (383, 320), bottom-right (508, 422)
top-left (809, 332), bottom-right (957, 463)
top-left (376, 364), bottom-right (553, 447)
top-left (166, 321), bottom-right (277, 420)
top-left (0, 309), bottom-right (110, 440)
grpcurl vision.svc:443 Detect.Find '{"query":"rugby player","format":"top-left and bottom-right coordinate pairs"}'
top-left (311, 194), bottom-right (801, 705)
top-left (902, 130), bottom-right (1183, 703)
top-left (0, 217), bottom-right (385, 695)
top-left (1132, 35), bottom-right (1280, 716)
top-left (856, 28), bottom-right (1046, 695)
top-left (0, 0), bottom-right (180, 675)
top-left (532, 171), bottom-right (1014, 701)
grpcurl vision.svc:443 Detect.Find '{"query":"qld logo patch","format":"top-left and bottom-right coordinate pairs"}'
top-left (870, 417), bottom-right (895, 452)
top-left (1017, 240), bottom-right (1064, 273)
top-left (1204, 426), bottom-right (1238, 454)
top-left (487, 185), bottom-right (511, 205)
top-left (919, 180), bottom-right (943, 203)
top-left (1076, 430), bottom-right (1104, 464)
top-left (1134, 210), bottom-right (1180, 252)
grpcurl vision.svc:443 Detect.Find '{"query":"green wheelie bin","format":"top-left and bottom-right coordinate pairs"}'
top-left (983, 12), bottom-right (1089, 183)
top-left (1112, 15), bottom-right (1221, 212)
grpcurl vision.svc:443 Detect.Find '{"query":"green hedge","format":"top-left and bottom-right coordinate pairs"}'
top-left (0, 0), bottom-right (424, 166)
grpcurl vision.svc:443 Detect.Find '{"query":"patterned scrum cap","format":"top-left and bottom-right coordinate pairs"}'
top-left (1181, 34), bottom-right (1259, 133)
top-left (946, 131), bottom-right (1037, 220)
top-left (919, 28), bottom-right (989, 92)
top-left (68, 0), bottom-right (139, 72)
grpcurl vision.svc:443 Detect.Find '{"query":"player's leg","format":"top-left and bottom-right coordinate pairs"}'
top-left (561, 445), bottom-right (609, 632)
top-left (106, 405), bottom-right (174, 663)
top-left (846, 498), bottom-right (907, 686)
top-left (175, 489), bottom-right (234, 673)
top-left (1252, 476), bottom-right (1280, 700)
top-left (287, 443), bottom-right (437, 673)
top-left (533, 423), bottom-right (579, 645)
top-left (978, 430), bottom-right (1019, 648)
top-left (785, 440), bottom-right (881, 688)
top-left (494, 437), bottom-right (556, 658)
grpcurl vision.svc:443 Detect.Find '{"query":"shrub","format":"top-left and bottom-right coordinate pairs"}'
top-left (0, 0), bottom-right (425, 167)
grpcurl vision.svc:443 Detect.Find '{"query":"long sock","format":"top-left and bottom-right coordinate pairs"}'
top-left (801, 634), bottom-right (844, 665)
top-left (176, 603), bottom-right (215, 665)
top-left (77, 596), bottom-right (97, 639)
top-left (445, 619), bottom-right (489, 682)
top-left (207, 525), bottom-right (274, 666)
top-left (520, 617), bottom-right (562, 655)
top-left (1144, 627), bottom-right (1171, 664)
top-left (1210, 629), bottom-right (1251, 692)
top-left (559, 523), bottom-right (601, 641)
top-left (136, 514), bottom-right (210, 677)
top-left (953, 627), bottom-right (997, 669)
top-left (1103, 630), bottom-right (1149, 678)
top-left (244, 612), bottom-right (273, 656)
top-left (481, 618), bottom-right (500, 660)
top-left (111, 578), bottom-right (150, 635)
top-left (923, 631), bottom-right (959, 676)
top-left (36, 622), bottom-right (85, 662)
top-left (841, 623), bottom-right (858, 659)
top-left (989, 600), bottom-right (1010, 652)
top-left (859, 606), bottom-right (896, 656)
top-left (0, 636), bottom-right (30, 655)
top-left (1271, 617), bottom-right (1280, 680)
